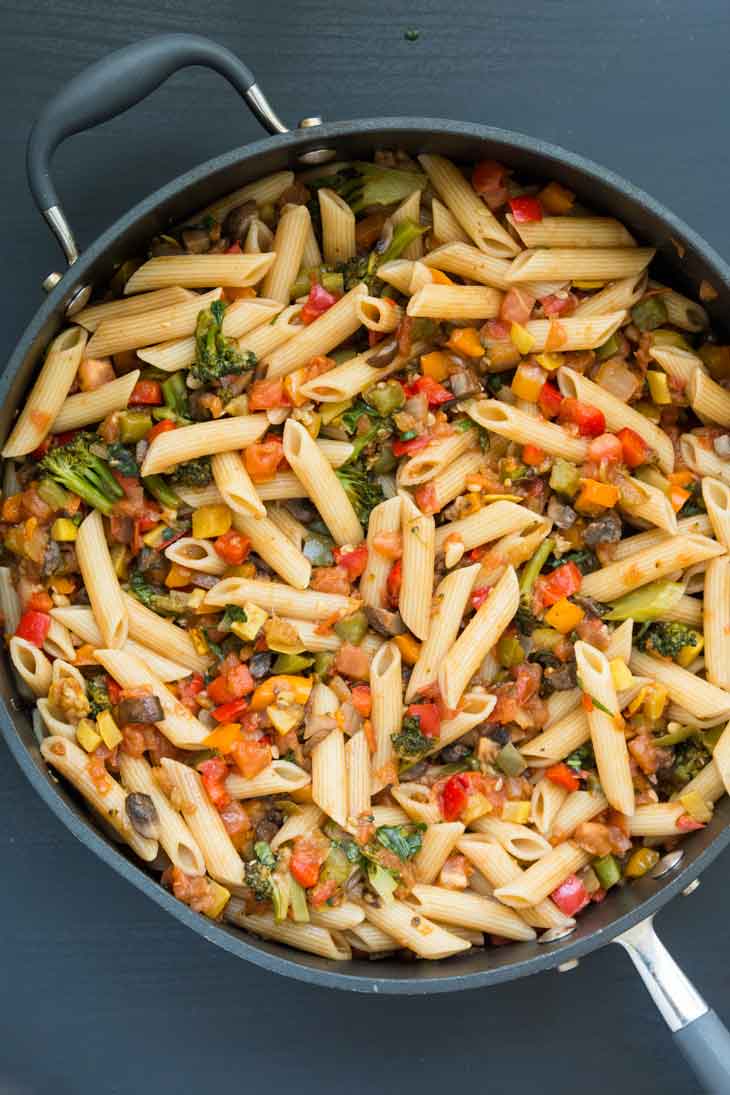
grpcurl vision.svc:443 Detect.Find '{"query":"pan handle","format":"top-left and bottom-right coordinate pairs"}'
top-left (26, 33), bottom-right (289, 269)
top-left (616, 916), bottom-right (730, 1092)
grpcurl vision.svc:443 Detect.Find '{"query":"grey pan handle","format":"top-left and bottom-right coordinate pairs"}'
top-left (26, 33), bottom-right (289, 272)
top-left (616, 917), bottom-right (730, 1092)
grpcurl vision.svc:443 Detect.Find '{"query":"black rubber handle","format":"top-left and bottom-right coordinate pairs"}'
top-left (26, 33), bottom-right (264, 214)
top-left (674, 1010), bottom-right (730, 1093)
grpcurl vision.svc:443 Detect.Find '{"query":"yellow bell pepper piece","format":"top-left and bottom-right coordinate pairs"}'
top-left (446, 327), bottom-right (484, 359)
top-left (203, 879), bottom-right (231, 919)
top-left (188, 627), bottom-right (210, 656)
top-left (538, 181), bottom-right (575, 215)
top-left (267, 704), bottom-right (305, 735)
top-left (501, 801), bottom-right (531, 824)
top-left (575, 478), bottom-right (620, 512)
top-left (511, 362), bottom-right (545, 402)
top-left (165, 562), bottom-right (194, 588)
top-left (283, 367), bottom-right (311, 407)
top-left (678, 789), bottom-right (713, 823)
top-left (609, 657), bottom-right (634, 692)
top-left (393, 633), bottom-right (421, 665)
top-left (192, 504), bottom-right (232, 539)
top-left (250, 675), bottom-right (313, 711)
top-left (321, 399), bottom-right (352, 425)
top-left (626, 686), bottom-right (649, 716)
top-left (535, 352), bottom-right (563, 372)
top-left (462, 793), bottom-right (492, 826)
top-left (76, 718), bottom-right (102, 753)
top-left (420, 351), bottom-right (450, 380)
top-left (624, 847), bottom-right (660, 878)
top-left (544, 597), bottom-right (584, 634)
top-left (51, 517), bottom-right (78, 542)
top-left (142, 523), bottom-right (169, 548)
top-left (647, 370), bottom-right (672, 404)
top-left (203, 722), bottom-right (242, 752)
top-left (510, 323), bottom-right (536, 356)
top-left (109, 543), bottom-right (129, 580)
top-left (230, 601), bottom-right (268, 641)
top-left (572, 280), bottom-right (606, 289)
top-left (96, 709), bottom-right (122, 749)
top-left (642, 682), bottom-right (668, 721)
top-left (430, 269), bottom-right (453, 285)
top-left (676, 631), bottom-right (704, 668)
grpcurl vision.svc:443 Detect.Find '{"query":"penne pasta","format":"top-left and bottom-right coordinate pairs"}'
top-left (551, 790), bottom-right (609, 842)
top-left (211, 451), bottom-right (265, 518)
top-left (318, 188), bottom-right (356, 264)
top-left (283, 420), bottom-right (363, 545)
top-left (579, 533), bottom-right (724, 602)
top-left (468, 815), bottom-right (552, 861)
top-left (397, 428), bottom-right (476, 487)
top-left (270, 803), bottom-right (325, 851)
top-left (370, 642), bottom-right (402, 793)
top-left (137, 297), bottom-right (283, 371)
top-left (204, 575), bottom-right (357, 620)
top-left (688, 368), bottom-right (730, 426)
top-left (361, 896), bottom-right (471, 959)
top-left (261, 204), bottom-right (311, 303)
top-left (119, 753), bottom-right (206, 875)
top-left (406, 564), bottom-right (480, 700)
top-left (407, 284), bottom-right (502, 319)
top-left (575, 641), bottom-right (634, 815)
top-left (123, 593), bottom-right (211, 673)
top-left (225, 761), bottom-right (311, 799)
top-left (630, 648), bottom-right (730, 720)
top-left (430, 198), bottom-right (470, 245)
top-left (398, 492), bottom-right (435, 640)
top-left (466, 397), bottom-right (588, 462)
top-left (572, 272), bottom-right (647, 317)
top-left (124, 253), bottom-right (275, 294)
top-left (73, 286), bottom-right (194, 332)
top-left (360, 496), bottom-right (402, 609)
top-left (345, 730), bottom-right (371, 824)
top-left (141, 414), bottom-right (267, 475)
top-left (226, 904), bottom-right (351, 960)
top-left (9, 637), bottom-right (52, 697)
top-left (312, 728), bottom-right (348, 827)
top-left (507, 247), bottom-right (654, 283)
top-left (434, 499), bottom-right (546, 554)
top-left (413, 822), bottom-right (465, 883)
top-left (86, 289), bottom-right (222, 357)
top-left (264, 284), bottom-right (367, 379)
top-left (161, 758), bottom-right (244, 886)
top-left (410, 884), bottom-right (536, 941)
top-left (184, 171), bottom-right (295, 226)
top-left (3, 328), bottom-right (88, 456)
top-left (76, 510), bottom-right (127, 649)
top-left (418, 154), bottom-right (519, 257)
top-left (231, 511), bottom-right (311, 590)
top-left (52, 370), bottom-right (140, 433)
top-left (355, 295), bottom-right (403, 332)
top-left (704, 557), bottom-right (730, 689)
top-left (458, 837), bottom-right (573, 930)
top-left (702, 478), bottom-right (730, 549)
top-left (494, 842), bottom-right (591, 908)
top-left (507, 215), bottom-right (636, 249)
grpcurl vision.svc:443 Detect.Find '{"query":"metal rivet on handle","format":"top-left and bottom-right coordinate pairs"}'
top-left (538, 925), bottom-right (576, 944)
top-left (557, 959), bottom-right (580, 973)
top-left (650, 849), bottom-right (684, 879)
top-left (682, 879), bottom-right (700, 896)
top-left (298, 116), bottom-right (323, 128)
top-left (296, 116), bottom-right (337, 166)
top-left (42, 272), bottom-right (62, 292)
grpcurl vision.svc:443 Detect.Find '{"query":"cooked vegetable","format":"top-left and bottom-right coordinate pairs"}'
top-left (116, 694), bottom-right (164, 725)
top-left (169, 457), bottom-right (213, 487)
top-left (391, 714), bottom-right (432, 763)
top-left (335, 461), bottom-right (384, 523)
top-left (125, 793), bottom-right (160, 839)
top-left (191, 301), bottom-right (256, 385)
top-left (312, 161), bottom-right (426, 214)
top-left (375, 823), bottom-right (425, 861)
top-left (636, 621), bottom-right (702, 663)
top-left (604, 580), bottom-right (686, 622)
top-left (40, 434), bottom-right (124, 516)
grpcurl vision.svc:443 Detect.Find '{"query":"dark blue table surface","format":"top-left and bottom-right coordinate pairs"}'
top-left (1, 3), bottom-right (729, 1092)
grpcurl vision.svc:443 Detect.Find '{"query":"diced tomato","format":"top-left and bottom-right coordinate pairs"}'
top-left (129, 380), bottom-right (163, 406)
top-left (535, 560), bottom-right (582, 608)
top-left (371, 530), bottom-right (402, 559)
top-left (508, 196), bottom-right (543, 223)
top-left (485, 318), bottom-right (511, 341)
top-left (333, 642), bottom-right (370, 680)
top-left (540, 293), bottom-right (577, 317)
top-left (386, 558), bottom-right (402, 604)
top-left (198, 757), bottom-right (231, 810)
top-left (244, 435), bottom-right (285, 481)
top-left (404, 376), bottom-right (452, 407)
top-left (106, 676), bottom-right (122, 705)
top-left (290, 833), bottom-right (330, 888)
top-left (392, 434), bottom-right (431, 457)
top-left (545, 762), bottom-right (580, 792)
top-left (25, 590), bottom-right (53, 613)
top-left (350, 683), bottom-right (372, 718)
top-left (472, 160), bottom-right (507, 196)
top-left (500, 287), bottom-right (535, 326)
top-left (229, 737), bottom-right (271, 779)
top-left (214, 529), bottom-right (250, 566)
top-left (677, 814), bottom-right (705, 832)
top-left (226, 242), bottom-right (242, 253)
top-left (559, 398), bottom-right (605, 437)
top-left (588, 433), bottom-right (623, 463)
top-left (471, 585), bottom-right (491, 611)
top-left (309, 879), bottom-right (338, 907)
top-left (333, 543), bottom-right (369, 580)
top-left (538, 381), bottom-right (563, 418)
top-left (311, 566), bottom-right (351, 595)
top-left (15, 610), bottom-right (51, 647)
top-left (617, 427), bottom-right (650, 469)
top-left (522, 443), bottom-right (546, 466)
top-left (207, 663), bottom-right (255, 704)
top-left (218, 799), bottom-right (250, 838)
top-left (178, 673), bottom-right (204, 710)
top-left (301, 282), bottom-right (338, 325)
top-left (147, 419), bottom-right (176, 443)
top-left (414, 481), bottom-right (439, 515)
top-left (406, 703), bottom-right (441, 737)
top-left (248, 378), bottom-right (290, 411)
top-left (441, 772), bottom-right (471, 821)
top-left (550, 874), bottom-right (590, 916)
top-left (211, 697), bottom-right (249, 723)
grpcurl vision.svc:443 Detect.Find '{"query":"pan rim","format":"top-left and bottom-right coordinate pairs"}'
top-left (2, 115), bottom-right (730, 992)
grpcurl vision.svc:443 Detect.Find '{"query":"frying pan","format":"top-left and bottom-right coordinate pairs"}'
top-left (4, 32), bottom-right (730, 1090)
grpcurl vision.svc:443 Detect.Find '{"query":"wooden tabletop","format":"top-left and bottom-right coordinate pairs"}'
top-left (1, 2), bottom-right (729, 1092)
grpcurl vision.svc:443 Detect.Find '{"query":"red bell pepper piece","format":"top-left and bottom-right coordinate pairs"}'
top-left (198, 756), bottom-right (231, 810)
top-left (522, 443), bottom-right (546, 466)
top-left (588, 433), bottom-right (623, 463)
top-left (15, 610), bottom-right (51, 647)
top-left (550, 874), bottom-right (590, 916)
top-left (406, 702), bottom-right (441, 737)
top-left (290, 834), bottom-right (330, 888)
top-left (559, 397), bottom-right (606, 437)
top-left (545, 762), bottom-right (580, 792)
top-left (129, 380), bottom-right (163, 406)
top-left (441, 773), bottom-right (470, 821)
top-left (538, 381), bottom-right (563, 418)
top-left (617, 427), bottom-right (650, 469)
top-left (508, 196), bottom-right (543, 223)
top-left (301, 282), bottom-right (338, 325)
top-left (404, 376), bottom-right (452, 407)
top-left (471, 586), bottom-right (492, 611)
top-left (677, 814), bottom-right (705, 832)
top-left (471, 160), bottom-right (507, 196)
top-left (333, 544), bottom-right (369, 580)
top-left (214, 530), bottom-right (251, 566)
top-left (392, 435), bottom-right (431, 457)
top-left (536, 561), bottom-right (582, 607)
top-left (386, 558), bottom-right (402, 604)
top-left (146, 419), bottom-right (176, 443)
top-left (211, 697), bottom-right (249, 723)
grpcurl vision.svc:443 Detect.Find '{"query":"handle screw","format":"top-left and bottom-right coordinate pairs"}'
top-left (557, 959), bottom-right (580, 973)
top-left (682, 879), bottom-right (700, 897)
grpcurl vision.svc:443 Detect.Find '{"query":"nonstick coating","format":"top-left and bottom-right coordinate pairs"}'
top-left (3, 118), bottom-right (729, 993)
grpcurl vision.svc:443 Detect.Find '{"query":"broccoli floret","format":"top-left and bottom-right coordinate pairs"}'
top-left (375, 823), bottom-right (425, 861)
top-left (40, 433), bottom-right (124, 515)
top-left (169, 456), bottom-right (213, 487)
top-left (86, 675), bottom-right (111, 717)
top-left (221, 604), bottom-right (247, 630)
top-left (391, 714), bottom-right (432, 763)
top-left (672, 739), bottom-right (711, 787)
top-left (636, 621), bottom-right (699, 661)
top-left (127, 570), bottom-right (188, 617)
top-left (335, 461), bottom-right (384, 523)
top-left (514, 602), bottom-right (540, 636)
top-left (311, 162), bottom-right (427, 215)
top-left (336, 253), bottom-right (381, 293)
top-left (244, 860), bottom-right (275, 903)
top-left (565, 742), bottom-right (595, 773)
top-left (190, 301), bottom-right (257, 385)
